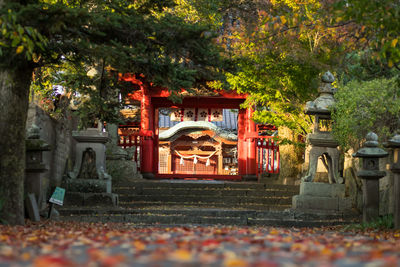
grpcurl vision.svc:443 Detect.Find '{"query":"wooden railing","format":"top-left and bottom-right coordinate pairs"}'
top-left (256, 136), bottom-right (280, 176)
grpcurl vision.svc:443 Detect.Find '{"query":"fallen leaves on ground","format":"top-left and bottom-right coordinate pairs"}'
top-left (0, 221), bottom-right (399, 266)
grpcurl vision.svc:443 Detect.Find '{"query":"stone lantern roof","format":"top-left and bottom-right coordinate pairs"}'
top-left (305, 71), bottom-right (337, 116)
top-left (353, 132), bottom-right (389, 158)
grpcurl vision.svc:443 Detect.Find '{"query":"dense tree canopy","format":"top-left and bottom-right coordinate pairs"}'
top-left (329, 0), bottom-right (400, 150)
top-left (211, 0), bottom-right (350, 137)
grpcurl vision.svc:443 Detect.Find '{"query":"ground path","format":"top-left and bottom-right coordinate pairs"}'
top-left (0, 221), bottom-right (399, 266)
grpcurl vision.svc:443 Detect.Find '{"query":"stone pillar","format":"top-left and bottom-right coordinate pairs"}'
top-left (353, 132), bottom-right (388, 223)
top-left (25, 124), bottom-right (51, 209)
top-left (362, 179), bottom-right (380, 221)
top-left (386, 134), bottom-right (400, 229)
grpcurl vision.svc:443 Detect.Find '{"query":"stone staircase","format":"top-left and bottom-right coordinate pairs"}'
top-left (116, 180), bottom-right (298, 211)
top-left (57, 180), bottom-right (361, 226)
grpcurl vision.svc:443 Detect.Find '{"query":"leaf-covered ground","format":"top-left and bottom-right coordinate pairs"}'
top-left (0, 221), bottom-right (399, 266)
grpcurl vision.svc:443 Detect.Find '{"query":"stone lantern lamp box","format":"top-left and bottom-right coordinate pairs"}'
top-left (49, 187), bottom-right (66, 206)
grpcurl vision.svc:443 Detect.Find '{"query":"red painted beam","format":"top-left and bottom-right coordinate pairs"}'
top-left (151, 97), bottom-right (245, 109)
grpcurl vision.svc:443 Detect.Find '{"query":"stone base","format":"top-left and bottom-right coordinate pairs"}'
top-left (64, 192), bottom-right (118, 206)
top-left (300, 182), bottom-right (345, 198)
top-left (292, 195), bottom-right (352, 213)
top-left (64, 179), bottom-right (111, 193)
top-left (292, 182), bottom-right (352, 213)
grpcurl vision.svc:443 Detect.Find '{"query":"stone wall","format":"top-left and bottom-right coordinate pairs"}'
top-left (277, 127), bottom-right (304, 185)
top-left (379, 155), bottom-right (394, 215)
top-left (26, 102), bottom-right (77, 208)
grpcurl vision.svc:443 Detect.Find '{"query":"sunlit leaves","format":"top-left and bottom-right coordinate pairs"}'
top-left (214, 0), bottom-right (351, 137)
top-left (333, 0), bottom-right (400, 68)
top-left (0, 9), bottom-right (47, 64)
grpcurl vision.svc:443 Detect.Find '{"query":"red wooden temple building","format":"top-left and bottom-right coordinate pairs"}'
top-left (119, 74), bottom-right (279, 181)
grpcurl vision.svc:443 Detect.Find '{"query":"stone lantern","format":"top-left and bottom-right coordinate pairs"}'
top-left (302, 71), bottom-right (342, 184)
top-left (63, 128), bottom-right (118, 206)
top-left (25, 124), bottom-right (51, 209)
top-left (292, 72), bottom-right (351, 215)
top-left (386, 133), bottom-right (400, 229)
top-left (353, 132), bottom-right (388, 223)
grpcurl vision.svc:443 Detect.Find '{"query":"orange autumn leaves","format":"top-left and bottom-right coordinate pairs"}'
top-left (0, 221), bottom-right (400, 266)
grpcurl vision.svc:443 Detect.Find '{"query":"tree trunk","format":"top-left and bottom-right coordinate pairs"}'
top-left (0, 67), bottom-right (33, 225)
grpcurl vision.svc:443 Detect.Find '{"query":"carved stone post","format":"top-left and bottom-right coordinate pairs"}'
top-left (387, 134), bottom-right (400, 229)
top-left (353, 132), bottom-right (388, 223)
top-left (25, 125), bottom-right (50, 209)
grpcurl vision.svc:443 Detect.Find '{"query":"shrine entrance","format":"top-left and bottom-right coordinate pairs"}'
top-left (158, 109), bottom-right (239, 176)
top-left (123, 75), bottom-right (259, 181)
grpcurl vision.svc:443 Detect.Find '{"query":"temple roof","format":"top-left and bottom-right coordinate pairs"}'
top-left (159, 121), bottom-right (237, 141)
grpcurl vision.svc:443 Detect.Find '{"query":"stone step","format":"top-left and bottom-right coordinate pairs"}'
top-left (59, 207), bottom-right (255, 217)
top-left (118, 195), bottom-right (292, 205)
top-left (59, 214), bottom-right (248, 225)
top-left (111, 181), bottom-right (298, 211)
top-left (113, 181), bottom-right (299, 192)
top-left (117, 201), bottom-right (292, 211)
top-left (115, 188), bottom-right (297, 197)
top-left (57, 207), bottom-right (360, 227)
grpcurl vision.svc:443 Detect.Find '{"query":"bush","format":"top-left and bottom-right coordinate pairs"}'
top-left (332, 77), bottom-right (400, 151)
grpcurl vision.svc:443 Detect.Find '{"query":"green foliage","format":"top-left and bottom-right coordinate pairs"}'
top-left (212, 0), bottom-right (348, 137)
top-left (1, 0), bottom-right (227, 126)
top-left (338, 51), bottom-right (398, 84)
top-left (332, 76), bottom-right (400, 151)
top-left (333, 0), bottom-right (400, 68)
top-left (226, 50), bottom-right (320, 136)
top-left (0, 9), bottom-right (47, 64)
top-left (343, 215), bottom-right (394, 231)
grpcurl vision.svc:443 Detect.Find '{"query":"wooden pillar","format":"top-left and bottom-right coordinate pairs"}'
top-left (167, 147), bottom-right (172, 174)
top-left (140, 87), bottom-right (155, 178)
top-left (237, 108), bottom-right (247, 176)
top-left (217, 144), bottom-right (223, 175)
top-left (243, 109), bottom-right (257, 181)
top-left (246, 108), bottom-right (257, 177)
top-left (154, 108), bottom-right (159, 174)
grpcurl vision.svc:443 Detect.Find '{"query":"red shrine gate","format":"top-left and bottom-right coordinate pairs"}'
top-left (121, 74), bottom-right (279, 180)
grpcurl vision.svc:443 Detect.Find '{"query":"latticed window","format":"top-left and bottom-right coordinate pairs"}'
top-left (159, 152), bottom-right (169, 174)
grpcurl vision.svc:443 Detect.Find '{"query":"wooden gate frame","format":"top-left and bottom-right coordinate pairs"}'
top-left (122, 74), bottom-right (259, 180)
